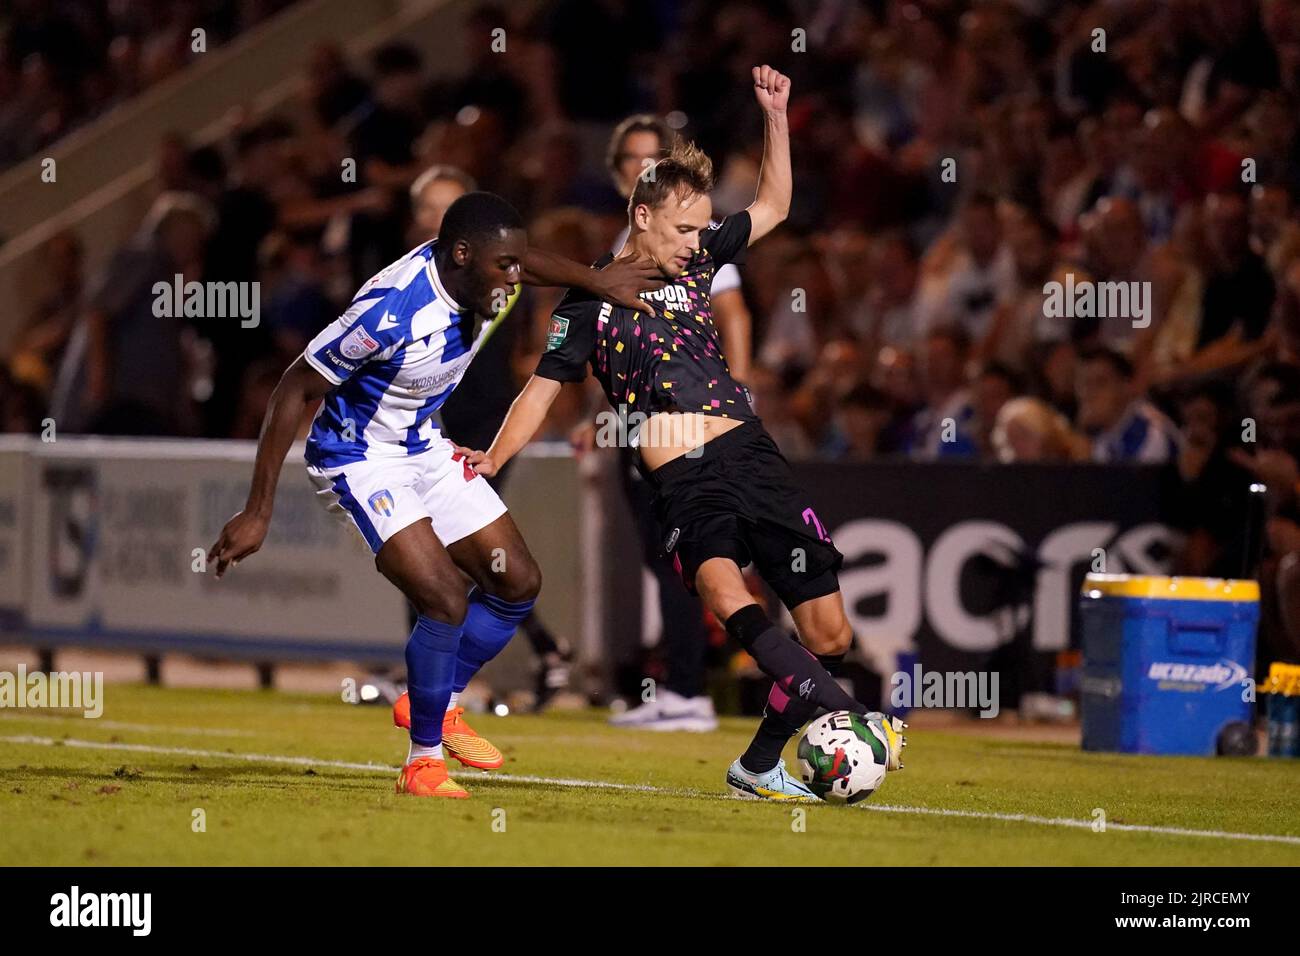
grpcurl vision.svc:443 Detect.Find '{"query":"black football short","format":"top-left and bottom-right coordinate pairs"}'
top-left (645, 420), bottom-right (844, 611)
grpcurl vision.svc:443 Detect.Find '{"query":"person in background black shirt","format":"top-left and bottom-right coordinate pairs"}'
top-left (347, 43), bottom-right (427, 280)
top-left (1228, 362), bottom-right (1300, 672)
top-left (306, 41), bottom-right (370, 130)
top-left (423, 5), bottom-right (527, 134)
top-left (1170, 380), bottom-right (1253, 578)
top-left (1199, 189), bottom-right (1276, 350)
top-left (539, 0), bottom-right (659, 123)
top-left (198, 121), bottom-right (286, 437)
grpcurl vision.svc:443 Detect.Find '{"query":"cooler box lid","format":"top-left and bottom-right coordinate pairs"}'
top-left (1081, 574), bottom-right (1259, 603)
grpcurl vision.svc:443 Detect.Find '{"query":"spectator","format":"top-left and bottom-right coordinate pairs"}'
top-left (971, 362), bottom-right (1023, 459)
top-left (305, 41), bottom-right (370, 130)
top-left (0, 1), bottom-right (291, 171)
top-left (850, 231), bottom-right (922, 355)
top-left (914, 192), bottom-right (1016, 344)
top-left (1171, 381), bottom-right (1255, 577)
top-left (1229, 364), bottom-right (1300, 666)
top-left (1189, 189), bottom-right (1277, 372)
top-left (1142, 188), bottom-right (1277, 390)
top-left (1250, 182), bottom-right (1300, 277)
top-left (870, 344), bottom-right (922, 455)
top-left (408, 164), bottom-right (477, 247)
top-left (790, 338), bottom-right (870, 448)
top-left (822, 384), bottom-right (892, 462)
top-left (1076, 347), bottom-right (1180, 463)
top-left (257, 231), bottom-right (333, 362)
top-left (748, 364), bottom-right (813, 459)
top-left (10, 231), bottom-right (84, 397)
top-left (757, 242), bottom-right (837, 372)
top-left (62, 192), bottom-right (214, 436)
top-left (991, 396), bottom-right (1087, 463)
top-left (906, 325), bottom-right (978, 459)
top-left (982, 209), bottom-right (1074, 369)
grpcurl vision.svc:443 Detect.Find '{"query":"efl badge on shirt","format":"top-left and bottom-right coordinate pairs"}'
top-left (545, 315), bottom-right (569, 352)
top-left (341, 326), bottom-right (381, 360)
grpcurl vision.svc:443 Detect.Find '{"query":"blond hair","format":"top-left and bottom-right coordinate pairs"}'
top-left (991, 397), bottom-right (1087, 463)
top-left (628, 139), bottom-right (714, 215)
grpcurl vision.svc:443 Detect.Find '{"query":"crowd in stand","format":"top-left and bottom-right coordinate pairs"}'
top-left (0, 0), bottom-right (296, 171)
top-left (5, 0), bottom-right (1300, 668)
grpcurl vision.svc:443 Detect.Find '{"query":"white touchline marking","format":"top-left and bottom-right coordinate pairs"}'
top-left (856, 802), bottom-right (1300, 846)
top-left (3, 733), bottom-right (1298, 847)
top-left (0, 734), bottom-right (667, 791)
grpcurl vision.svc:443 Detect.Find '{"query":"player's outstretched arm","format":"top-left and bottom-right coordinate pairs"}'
top-left (745, 64), bottom-right (792, 245)
top-left (458, 374), bottom-right (563, 477)
top-left (521, 248), bottom-right (664, 316)
top-left (208, 356), bottom-right (334, 578)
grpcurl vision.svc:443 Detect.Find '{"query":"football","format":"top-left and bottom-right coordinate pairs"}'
top-left (797, 711), bottom-right (890, 804)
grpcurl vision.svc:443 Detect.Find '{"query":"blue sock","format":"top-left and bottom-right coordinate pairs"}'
top-left (453, 589), bottom-right (536, 693)
top-left (405, 615), bottom-right (463, 746)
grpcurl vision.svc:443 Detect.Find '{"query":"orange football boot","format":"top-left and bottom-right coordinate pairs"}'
top-left (393, 691), bottom-right (411, 729)
top-left (441, 706), bottom-right (505, 769)
top-left (392, 694), bottom-right (505, 770)
top-left (395, 757), bottom-right (469, 798)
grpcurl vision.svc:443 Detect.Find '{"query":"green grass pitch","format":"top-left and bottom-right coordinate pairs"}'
top-left (1, 684), bottom-right (1297, 866)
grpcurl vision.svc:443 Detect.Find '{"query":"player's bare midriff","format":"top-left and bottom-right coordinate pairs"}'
top-left (637, 411), bottom-right (746, 471)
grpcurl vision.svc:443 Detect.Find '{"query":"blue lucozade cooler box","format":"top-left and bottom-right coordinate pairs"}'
top-left (1079, 575), bottom-right (1259, 755)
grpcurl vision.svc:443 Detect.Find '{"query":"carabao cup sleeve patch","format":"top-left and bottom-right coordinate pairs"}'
top-left (545, 315), bottom-right (569, 351)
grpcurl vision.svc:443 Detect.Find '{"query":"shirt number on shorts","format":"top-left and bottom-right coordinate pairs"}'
top-left (802, 507), bottom-right (832, 544)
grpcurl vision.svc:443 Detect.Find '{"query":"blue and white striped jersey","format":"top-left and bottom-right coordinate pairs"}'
top-left (1091, 400), bottom-right (1181, 465)
top-left (303, 240), bottom-right (491, 469)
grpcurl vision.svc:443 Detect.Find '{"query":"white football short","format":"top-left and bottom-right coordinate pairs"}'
top-left (306, 438), bottom-right (507, 554)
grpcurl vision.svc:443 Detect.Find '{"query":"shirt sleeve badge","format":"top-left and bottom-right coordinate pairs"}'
top-left (545, 315), bottom-right (570, 351)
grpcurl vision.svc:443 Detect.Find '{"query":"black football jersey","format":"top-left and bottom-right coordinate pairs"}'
top-left (535, 211), bottom-right (756, 422)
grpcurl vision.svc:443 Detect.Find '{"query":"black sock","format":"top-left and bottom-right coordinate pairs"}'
top-left (816, 652), bottom-right (845, 677)
top-left (740, 706), bottom-right (805, 774)
top-left (726, 605), bottom-right (867, 718)
top-left (729, 607), bottom-right (862, 774)
top-left (739, 652), bottom-right (854, 774)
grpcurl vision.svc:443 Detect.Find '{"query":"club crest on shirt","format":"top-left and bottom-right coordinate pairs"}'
top-left (341, 325), bottom-right (381, 360)
top-left (367, 489), bottom-right (395, 517)
top-left (546, 315), bottom-right (569, 351)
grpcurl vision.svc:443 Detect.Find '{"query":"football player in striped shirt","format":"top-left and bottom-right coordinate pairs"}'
top-left (209, 191), bottom-right (661, 797)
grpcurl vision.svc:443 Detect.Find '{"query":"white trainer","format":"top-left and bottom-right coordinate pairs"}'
top-left (609, 689), bottom-right (719, 732)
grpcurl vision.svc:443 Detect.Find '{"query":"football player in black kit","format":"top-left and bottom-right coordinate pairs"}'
top-left (460, 66), bottom-right (905, 799)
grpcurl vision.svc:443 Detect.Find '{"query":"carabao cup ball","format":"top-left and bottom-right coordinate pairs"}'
top-left (797, 710), bottom-right (889, 804)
